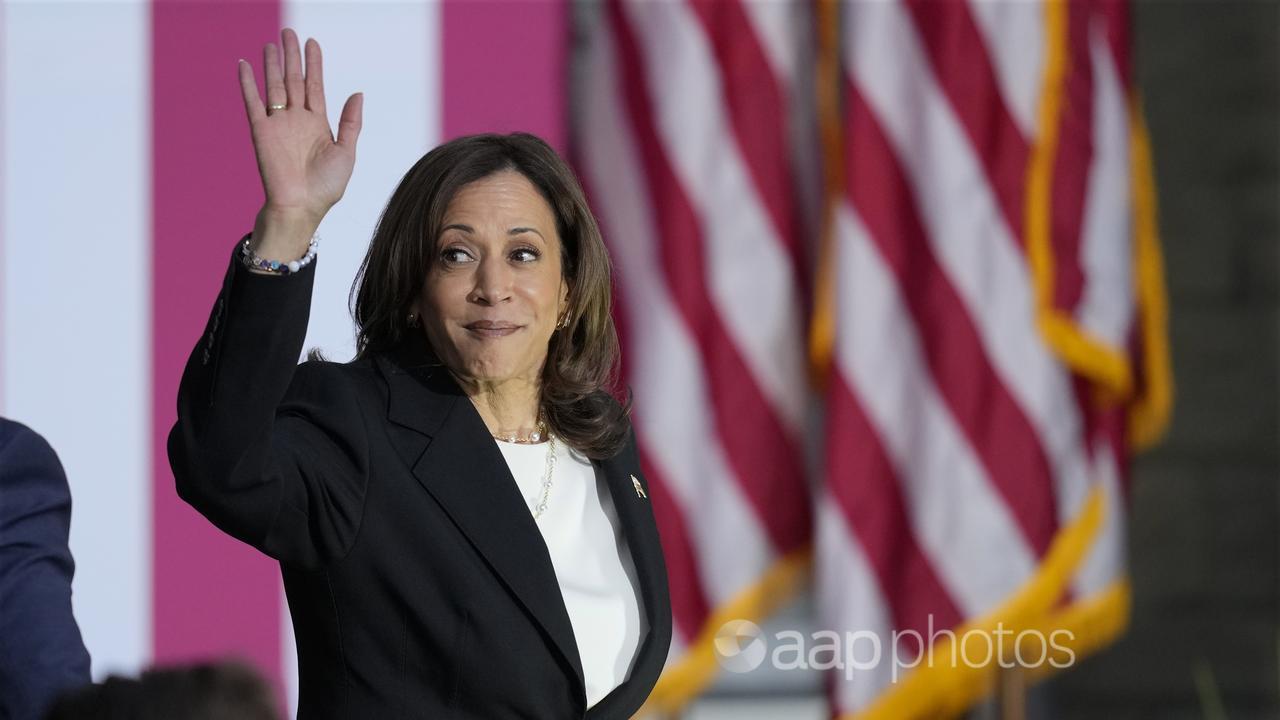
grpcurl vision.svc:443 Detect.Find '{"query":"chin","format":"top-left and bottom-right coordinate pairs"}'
top-left (459, 357), bottom-right (522, 383)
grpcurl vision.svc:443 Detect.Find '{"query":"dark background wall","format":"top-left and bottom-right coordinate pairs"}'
top-left (1046, 1), bottom-right (1279, 717)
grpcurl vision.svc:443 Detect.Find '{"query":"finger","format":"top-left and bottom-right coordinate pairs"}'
top-left (304, 37), bottom-right (326, 116)
top-left (238, 59), bottom-right (266, 123)
top-left (282, 28), bottom-right (305, 110)
top-left (336, 92), bottom-right (363, 149)
top-left (264, 41), bottom-right (286, 110)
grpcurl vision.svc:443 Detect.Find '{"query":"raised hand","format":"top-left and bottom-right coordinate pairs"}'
top-left (238, 28), bottom-right (362, 262)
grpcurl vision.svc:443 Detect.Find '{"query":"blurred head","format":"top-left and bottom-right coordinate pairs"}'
top-left (44, 660), bottom-right (278, 720)
top-left (351, 132), bottom-right (631, 458)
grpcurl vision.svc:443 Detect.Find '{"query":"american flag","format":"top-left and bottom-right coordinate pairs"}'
top-left (1, 0), bottom-right (1169, 717)
top-left (575, 0), bottom-right (822, 710)
top-left (575, 0), bottom-right (1171, 716)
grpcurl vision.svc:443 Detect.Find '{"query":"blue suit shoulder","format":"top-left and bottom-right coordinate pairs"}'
top-left (0, 417), bottom-right (92, 719)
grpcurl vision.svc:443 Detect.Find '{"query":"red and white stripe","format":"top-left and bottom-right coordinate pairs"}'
top-left (576, 0), bottom-right (817, 689)
top-left (823, 1), bottom-right (1143, 715)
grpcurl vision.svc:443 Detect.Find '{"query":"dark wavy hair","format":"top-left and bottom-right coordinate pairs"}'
top-left (340, 132), bottom-right (631, 459)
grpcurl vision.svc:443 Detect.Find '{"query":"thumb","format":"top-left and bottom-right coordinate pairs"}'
top-left (336, 92), bottom-right (363, 149)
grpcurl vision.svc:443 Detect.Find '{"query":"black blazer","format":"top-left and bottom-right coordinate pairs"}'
top-left (167, 233), bottom-right (672, 719)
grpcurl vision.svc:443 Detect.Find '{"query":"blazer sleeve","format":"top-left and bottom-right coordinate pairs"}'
top-left (166, 233), bottom-right (370, 570)
top-left (0, 419), bottom-right (92, 719)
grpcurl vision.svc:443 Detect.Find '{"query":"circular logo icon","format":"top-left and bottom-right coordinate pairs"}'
top-left (714, 619), bottom-right (767, 673)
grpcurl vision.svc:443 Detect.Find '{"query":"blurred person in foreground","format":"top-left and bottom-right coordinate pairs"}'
top-left (44, 660), bottom-right (277, 720)
top-left (165, 27), bottom-right (671, 719)
top-left (0, 417), bottom-right (91, 719)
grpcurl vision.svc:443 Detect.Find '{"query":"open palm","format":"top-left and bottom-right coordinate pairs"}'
top-left (238, 28), bottom-right (362, 224)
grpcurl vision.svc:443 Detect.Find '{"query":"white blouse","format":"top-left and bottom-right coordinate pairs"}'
top-left (494, 436), bottom-right (646, 708)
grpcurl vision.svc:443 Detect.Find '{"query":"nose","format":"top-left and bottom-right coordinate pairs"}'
top-left (468, 253), bottom-right (513, 305)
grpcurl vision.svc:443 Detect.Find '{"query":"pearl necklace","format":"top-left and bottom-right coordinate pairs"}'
top-left (493, 422), bottom-right (557, 520)
top-left (491, 418), bottom-right (548, 444)
top-left (531, 434), bottom-right (557, 519)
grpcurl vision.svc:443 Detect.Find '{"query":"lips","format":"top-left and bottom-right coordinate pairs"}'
top-left (466, 321), bottom-right (521, 330)
top-left (465, 320), bottom-right (522, 338)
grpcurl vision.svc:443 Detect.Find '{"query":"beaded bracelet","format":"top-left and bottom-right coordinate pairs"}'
top-left (239, 232), bottom-right (319, 275)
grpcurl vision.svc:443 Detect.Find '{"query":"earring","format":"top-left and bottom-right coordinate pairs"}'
top-left (407, 313), bottom-right (420, 329)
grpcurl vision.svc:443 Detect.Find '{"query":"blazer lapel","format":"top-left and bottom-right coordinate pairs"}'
top-left (584, 444), bottom-right (673, 718)
top-left (373, 344), bottom-right (587, 704)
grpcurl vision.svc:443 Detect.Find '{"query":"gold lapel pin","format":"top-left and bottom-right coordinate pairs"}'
top-left (631, 474), bottom-right (647, 499)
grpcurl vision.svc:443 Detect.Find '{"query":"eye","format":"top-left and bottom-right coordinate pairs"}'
top-left (511, 246), bottom-right (540, 263)
top-left (440, 247), bottom-right (472, 264)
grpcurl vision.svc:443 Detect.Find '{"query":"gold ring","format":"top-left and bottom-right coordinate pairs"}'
top-left (268, 103), bottom-right (286, 111)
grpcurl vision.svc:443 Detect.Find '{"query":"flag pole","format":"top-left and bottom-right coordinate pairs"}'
top-left (996, 664), bottom-right (1027, 720)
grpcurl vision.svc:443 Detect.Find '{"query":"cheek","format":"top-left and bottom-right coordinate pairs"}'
top-left (423, 275), bottom-right (464, 315)
top-left (519, 272), bottom-right (564, 314)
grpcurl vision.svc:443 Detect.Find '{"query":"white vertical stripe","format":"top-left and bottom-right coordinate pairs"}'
top-left (845, 1), bottom-right (1092, 534)
top-left (816, 498), bottom-right (895, 713)
top-left (739, 0), bottom-right (798, 87)
top-left (580, 18), bottom-right (775, 606)
top-left (285, 0), bottom-right (440, 365)
top-left (1069, 19), bottom-right (1133, 600)
top-left (741, 0), bottom-right (824, 254)
top-left (279, 2), bottom-right (441, 710)
top-left (281, 590), bottom-right (299, 716)
top-left (834, 202), bottom-right (1035, 616)
top-left (1076, 16), bottom-right (1135, 350)
top-left (619, 0), bottom-right (808, 437)
top-left (967, 0), bottom-right (1043, 139)
top-left (1074, 439), bottom-right (1126, 597)
top-left (2, 0), bottom-right (151, 679)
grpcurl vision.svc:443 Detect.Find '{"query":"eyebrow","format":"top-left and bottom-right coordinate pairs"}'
top-left (442, 223), bottom-right (545, 241)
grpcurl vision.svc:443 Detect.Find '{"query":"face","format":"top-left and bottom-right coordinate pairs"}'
top-left (414, 170), bottom-right (570, 387)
